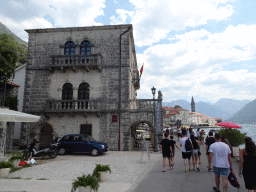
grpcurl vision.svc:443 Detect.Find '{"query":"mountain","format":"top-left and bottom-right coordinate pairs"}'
top-left (0, 22), bottom-right (27, 45)
top-left (162, 98), bottom-right (251, 120)
top-left (214, 98), bottom-right (250, 116)
top-left (227, 99), bottom-right (256, 124)
top-left (0, 22), bottom-right (28, 66)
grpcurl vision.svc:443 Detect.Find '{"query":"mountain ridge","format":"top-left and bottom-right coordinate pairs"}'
top-left (162, 98), bottom-right (251, 120)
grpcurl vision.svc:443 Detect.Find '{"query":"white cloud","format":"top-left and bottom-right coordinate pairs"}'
top-left (137, 24), bottom-right (256, 102)
top-left (111, 0), bottom-right (234, 46)
top-left (0, 0), bottom-right (106, 41)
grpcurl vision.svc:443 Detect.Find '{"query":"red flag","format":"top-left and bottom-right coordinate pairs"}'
top-left (140, 64), bottom-right (144, 76)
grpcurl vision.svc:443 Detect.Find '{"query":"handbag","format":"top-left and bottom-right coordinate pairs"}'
top-left (198, 150), bottom-right (201, 156)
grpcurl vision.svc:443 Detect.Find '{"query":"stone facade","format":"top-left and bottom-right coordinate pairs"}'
top-left (20, 24), bottom-right (163, 151)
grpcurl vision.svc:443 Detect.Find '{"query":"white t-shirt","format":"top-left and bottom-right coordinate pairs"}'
top-left (178, 128), bottom-right (182, 134)
top-left (180, 137), bottom-right (192, 153)
top-left (208, 142), bottom-right (231, 168)
top-left (197, 131), bottom-right (200, 137)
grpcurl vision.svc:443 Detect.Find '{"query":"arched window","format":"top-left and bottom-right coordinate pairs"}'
top-left (80, 41), bottom-right (91, 63)
top-left (64, 41), bottom-right (75, 64)
top-left (62, 83), bottom-right (73, 100)
top-left (78, 83), bottom-right (90, 109)
top-left (78, 83), bottom-right (90, 100)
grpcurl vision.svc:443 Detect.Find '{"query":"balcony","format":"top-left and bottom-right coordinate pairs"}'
top-left (48, 54), bottom-right (102, 72)
top-left (45, 99), bottom-right (101, 113)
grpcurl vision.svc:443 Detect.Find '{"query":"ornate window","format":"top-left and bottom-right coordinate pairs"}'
top-left (62, 83), bottom-right (73, 100)
top-left (64, 41), bottom-right (75, 64)
top-left (78, 83), bottom-right (90, 100)
top-left (78, 83), bottom-right (90, 109)
top-left (80, 41), bottom-right (91, 63)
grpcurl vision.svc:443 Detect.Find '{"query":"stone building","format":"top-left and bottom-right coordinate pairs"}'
top-left (20, 24), bottom-right (163, 151)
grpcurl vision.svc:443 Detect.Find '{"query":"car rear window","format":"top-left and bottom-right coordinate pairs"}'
top-left (61, 136), bottom-right (73, 142)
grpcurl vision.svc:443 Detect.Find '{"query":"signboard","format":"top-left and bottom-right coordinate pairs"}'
top-left (155, 102), bottom-right (162, 133)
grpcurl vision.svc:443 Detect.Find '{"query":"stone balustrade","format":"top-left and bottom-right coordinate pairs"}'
top-left (48, 54), bottom-right (102, 72)
top-left (129, 99), bottom-right (161, 110)
top-left (46, 99), bottom-right (101, 112)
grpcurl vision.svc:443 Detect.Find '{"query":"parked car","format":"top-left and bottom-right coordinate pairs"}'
top-left (57, 134), bottom-right (108, 156)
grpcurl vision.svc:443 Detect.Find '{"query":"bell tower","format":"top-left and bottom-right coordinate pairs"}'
top-left (191, 96), bottom-right (195, 112)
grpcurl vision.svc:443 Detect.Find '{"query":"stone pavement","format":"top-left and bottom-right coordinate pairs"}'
top-left (133, 139), bottom-right (247, 192)
top-left (0, 179), bottom-right (131, 192)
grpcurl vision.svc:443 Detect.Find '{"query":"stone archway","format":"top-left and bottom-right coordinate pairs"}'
top-left (39, 123), bottom-right (53, 147)
top-left (130, 120), bottom-right (154, 151)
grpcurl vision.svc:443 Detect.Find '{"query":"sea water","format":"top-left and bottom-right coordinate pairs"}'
top-left (238, 124), bottom-right (256, 148)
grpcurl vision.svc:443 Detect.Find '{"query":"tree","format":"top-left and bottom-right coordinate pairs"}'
top-left (0, 34), bottom-right (19, 82)
top-left (174, 105), bottom-right (181, 109)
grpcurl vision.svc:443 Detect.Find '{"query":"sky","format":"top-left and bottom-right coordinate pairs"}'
top-left (1, 0), bottom-right (256, 103)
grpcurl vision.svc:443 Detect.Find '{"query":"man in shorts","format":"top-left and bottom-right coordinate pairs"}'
top-left (208, 133), bottom-right (232, 192)
top-left (160, 133), bottom-right (173, 172)
top-left (180, 131), bottom-right (192, 172)
top-left (169, 135), bottom-right (180, 166)
top-left (205, 131), bottom-right (216, 171)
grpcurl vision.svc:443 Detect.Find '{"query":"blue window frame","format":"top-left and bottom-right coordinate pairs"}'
top-left (80, 41), bottom-right (91, 63)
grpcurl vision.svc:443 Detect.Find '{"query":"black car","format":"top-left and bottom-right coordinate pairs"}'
top-left (58, 134), bottom-right (108, 156)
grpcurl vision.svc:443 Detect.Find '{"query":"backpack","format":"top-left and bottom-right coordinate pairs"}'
top-left (185, 138), bottom-right (193, 151)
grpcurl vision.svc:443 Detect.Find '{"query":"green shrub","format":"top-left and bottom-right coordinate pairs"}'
top-left (217, 128), bottom-right (246, 146)
top-left (92, 164), bottom-right (111, 180)
top-left (71, 174), bottom-right (100, 192)
top-left (8, 156), bottom-right (24, 162)
top-left (0, 161), bottom-right (14, 169)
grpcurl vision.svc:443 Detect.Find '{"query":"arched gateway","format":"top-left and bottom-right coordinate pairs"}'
top-left (39, 123), bottom-right (53, 147)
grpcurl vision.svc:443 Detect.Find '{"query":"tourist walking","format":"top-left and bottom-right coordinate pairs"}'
top-left (178, 126), bottom-right (182, 139)
top-left (190, 134), bottom-right (200, 171)
top-left (206, 131), bottom-right (216, 171)
top-left (160, 133), bottom-right (173, 172)
top-left (180, 131), bottom-right (193, 172)
top-left (197, 128), bottom-right (200, 139)
top-left (169, 135), bottom-right (180, 166)
top-left (239, 137), bottom-right (256, 192)
top-left (208, 133), bottom-right (232, 192)
top-left (201, 130), bottom-right (205, 145)
top-left (170, 127), bottom-right (173, 136)
top-left (166, 128), bottom-right (169, 135)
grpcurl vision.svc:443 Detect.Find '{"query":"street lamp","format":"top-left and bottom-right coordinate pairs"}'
top-left (151, 86), bottom-right (158, 152)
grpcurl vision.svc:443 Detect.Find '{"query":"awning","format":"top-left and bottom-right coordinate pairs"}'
top-left (0, 108), bottom-right (40, 122)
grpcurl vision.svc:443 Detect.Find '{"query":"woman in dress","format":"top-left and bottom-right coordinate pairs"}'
top-left (239, 137), bottom-right (256, 192)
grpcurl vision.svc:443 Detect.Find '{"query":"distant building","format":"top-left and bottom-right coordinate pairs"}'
top-left (191, 96), bottom-right (195, 112)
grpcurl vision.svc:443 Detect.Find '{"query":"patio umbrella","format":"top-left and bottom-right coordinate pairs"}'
top-left (216, 122), bottom-right (241, 129)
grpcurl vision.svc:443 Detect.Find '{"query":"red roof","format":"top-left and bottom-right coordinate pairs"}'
top-left (7, 81), bottom-right (20, 87)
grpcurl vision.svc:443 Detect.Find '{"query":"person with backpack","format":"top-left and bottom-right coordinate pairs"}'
top-left (190, 134), bottom-right (200, 171)
top-left (180, 131), bottom-right (193, 172)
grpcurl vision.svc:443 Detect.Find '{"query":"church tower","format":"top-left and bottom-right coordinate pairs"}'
top-left (191, 96), bottom-right (195, 112)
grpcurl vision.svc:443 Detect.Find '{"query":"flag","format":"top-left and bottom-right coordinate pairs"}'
top-left (140, 63), bottom-right (144, 77)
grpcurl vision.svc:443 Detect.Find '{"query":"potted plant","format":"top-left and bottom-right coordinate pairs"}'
top-left (217, 128), bottom-right (246, 156)
top-left (0, 161), bottom-right (13, 178)
top-left (92, 164), bottom-right (111, 182)
top-left (8, 156), bottom-right (24, 167)
top-left (71, 174), bottom-right (100, 192)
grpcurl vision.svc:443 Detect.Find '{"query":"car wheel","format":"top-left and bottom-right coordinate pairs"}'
top-left (58, 148), bottom-right (66, 155)
top-left (91, 148), bottom-right (99, 156)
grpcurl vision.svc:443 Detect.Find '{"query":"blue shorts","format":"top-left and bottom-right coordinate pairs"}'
top-left (193, 149), bottom-right (198, 156)
top-left (213, 166), bottom-right (229, 177)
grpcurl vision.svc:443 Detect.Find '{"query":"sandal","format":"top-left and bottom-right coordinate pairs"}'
top-left (170, 167), bottom-right (173, 170)
top-left (197, 167), bottom-right (200, 172)
top-left (163, 170), bottom-right (166, 172)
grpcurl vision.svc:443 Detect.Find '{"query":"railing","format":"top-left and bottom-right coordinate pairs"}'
top-left (129, 99), bottom-right (161, 110)
top-left (46, 100), bottom-right (100, 111)
top-left (49, 54), bottom-right (102, 68)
